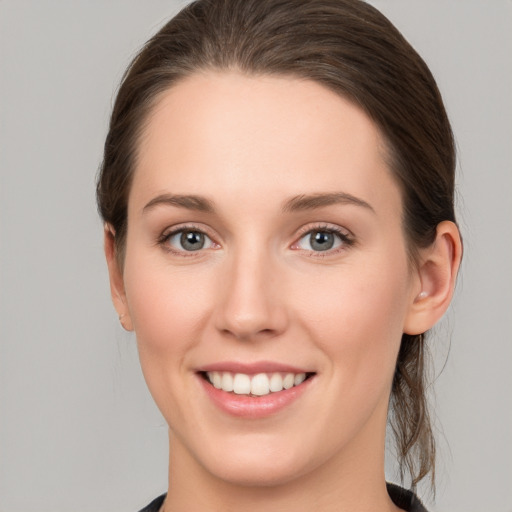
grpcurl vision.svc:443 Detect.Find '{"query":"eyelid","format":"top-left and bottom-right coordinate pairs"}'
top-left (155, 221), bottom-right (354, 256)
top-left (159, 222), bottom-right (215, 239)
top-left (157, 223), bottom-right (221, 254)
top-left (290, 223), bottom-right (355, 254)
top-left (294, 222), bottom-right (353, 239)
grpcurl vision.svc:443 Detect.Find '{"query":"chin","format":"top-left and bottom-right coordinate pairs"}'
top-left (189, 431), bottom-right (325, 488)
top-left (205, 455), bottom-right (309, 488)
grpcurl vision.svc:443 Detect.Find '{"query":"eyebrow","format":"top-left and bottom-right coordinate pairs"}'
top-left (142, 193), bottom-right (215, 214)
top-left (282, 192), bottom-right (375, 213)
top-left (142, 191), bottom-right (374, 215)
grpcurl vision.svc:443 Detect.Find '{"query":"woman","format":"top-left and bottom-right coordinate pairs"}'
top-left (97, 1), bottom-right (462, 510)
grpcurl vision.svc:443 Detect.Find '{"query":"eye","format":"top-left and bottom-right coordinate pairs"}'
top-left (293, 228), bottom-right (352, 253)
top-left (163, 229), bottom-right (216, 252)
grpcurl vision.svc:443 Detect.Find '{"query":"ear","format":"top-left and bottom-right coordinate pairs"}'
top-left (104, 225), bottom-right (134, 331)
top-left (404, 221), bottom-right (462, 335)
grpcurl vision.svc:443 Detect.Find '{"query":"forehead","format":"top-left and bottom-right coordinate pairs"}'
top-left (131, 71), bottom-right (401, 216)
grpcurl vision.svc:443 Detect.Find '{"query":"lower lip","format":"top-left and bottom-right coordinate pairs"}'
top-left (198, 375), bottom-right (313, 419)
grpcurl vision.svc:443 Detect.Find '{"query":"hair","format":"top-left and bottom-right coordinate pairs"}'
top-left (97, 0), bottom-right (457, 489)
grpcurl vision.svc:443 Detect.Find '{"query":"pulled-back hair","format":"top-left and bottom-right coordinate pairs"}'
top-left (97, 0), bottom-right (457, 488)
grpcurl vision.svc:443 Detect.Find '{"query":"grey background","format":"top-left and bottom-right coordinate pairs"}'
top-left (1, 1), bottom-right (511, 511)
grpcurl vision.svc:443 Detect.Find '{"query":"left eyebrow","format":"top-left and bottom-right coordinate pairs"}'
top-left (282, 192), bottom-right (375, 213)
top-left (142, 193), bottom-right (215, 214)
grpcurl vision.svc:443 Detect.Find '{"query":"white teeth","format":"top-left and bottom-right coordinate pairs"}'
top-left (283, 373), bottom-right (295, 389)
top-left (294, 373), bottom-right (306, 385)
top-left (269, 373), bottom-right (283, 392)
top-left (250, 373), bottom-right (270, 396)
top-left (233, 373), bottom-right (251, 394)
top-left (206, 371), bottom-right (309, 396)
top-left (212, 371), bottom-right (222, 389)
top-left (221, 372), bottom-right (234, 392)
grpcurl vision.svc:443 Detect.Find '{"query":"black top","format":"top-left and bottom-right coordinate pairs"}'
top-left (386, 483), bottom-right (428, 511)
top-left (137, 483), bottom-right (427, 512)
top-left (138, 494), bottom-right (166, 512)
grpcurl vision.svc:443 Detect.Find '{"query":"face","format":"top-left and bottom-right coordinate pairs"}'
top-left (113, 72), bottom-right (422, 486)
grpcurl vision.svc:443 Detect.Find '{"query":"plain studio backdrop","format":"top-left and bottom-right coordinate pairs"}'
top-left (0, 1), bottom-right (511, 511)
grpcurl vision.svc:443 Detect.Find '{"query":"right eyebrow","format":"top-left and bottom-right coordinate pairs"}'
top-left (142, 193), bottom-right (215, 215)
top-left (282, 192), bottom-right (375, 214)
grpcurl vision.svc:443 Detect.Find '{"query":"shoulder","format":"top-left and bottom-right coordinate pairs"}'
top-left (387, 483), bottom-right (429, 512)
top-left (137, 494), bottom-right (166, 512)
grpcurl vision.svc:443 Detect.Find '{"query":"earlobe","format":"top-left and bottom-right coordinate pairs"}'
top-left (104, 225), bottom-right (134, 331)
top-left (404, 221), bottom-right (462, 335)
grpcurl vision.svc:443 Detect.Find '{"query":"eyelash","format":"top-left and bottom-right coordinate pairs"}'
top-left (157, 223), bottom-right (355, 257)
top-left (157, 224), bottom-right (218, 257)
top-left (292, 224), bottom-right (355, 257)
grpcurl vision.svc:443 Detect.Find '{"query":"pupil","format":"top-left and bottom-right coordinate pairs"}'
top-left (181, 231), bottom-right (204, 251)
top-left (310, 231), bottom-right (334, 251)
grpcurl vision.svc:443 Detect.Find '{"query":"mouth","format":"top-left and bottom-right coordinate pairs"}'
top-left (196, 362), bottom-right (316, 417)
top-left (200, 371), bottom-right (315, 397)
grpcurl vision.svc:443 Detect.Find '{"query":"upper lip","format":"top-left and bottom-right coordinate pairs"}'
top-left (197, 360), bottom-right (313, 374)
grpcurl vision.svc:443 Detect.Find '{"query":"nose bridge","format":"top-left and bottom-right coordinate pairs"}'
top-left (215, 241), bottom-right (286, 340)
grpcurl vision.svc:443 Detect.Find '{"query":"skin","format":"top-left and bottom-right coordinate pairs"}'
top-left (105, 72), bottom-right (461, 512)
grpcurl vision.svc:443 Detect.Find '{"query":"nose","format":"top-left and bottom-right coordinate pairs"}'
top-left (214, 249), bottom-right (289, 342)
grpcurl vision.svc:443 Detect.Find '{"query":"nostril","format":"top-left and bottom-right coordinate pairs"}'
top-left (219, 326), bottom-right (280, 342)
top-left (213, 272), bottom-right (289, 340)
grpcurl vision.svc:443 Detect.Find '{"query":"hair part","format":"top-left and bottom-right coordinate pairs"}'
top-left (97, 0), bottom-right (457, 488)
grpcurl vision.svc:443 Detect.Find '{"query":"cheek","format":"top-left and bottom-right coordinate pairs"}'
top-left (122, 257), bottom-right (222, 427)
top-left (296, 257), bottom-right (411, 389)
top-left (122, 250), bottom-right (216, 380)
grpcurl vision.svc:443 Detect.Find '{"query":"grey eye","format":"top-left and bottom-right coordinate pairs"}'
top-left (167, 230), bottom-right (214, 252)
top-left (296, 230), bottom-right (344, 252)
top-left (180, 231), bottom-right (205, 251)
top-left (309, 231), bottom-right (335, 251)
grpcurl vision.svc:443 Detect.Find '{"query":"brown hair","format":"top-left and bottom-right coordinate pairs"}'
top-left (97, 0), bottom-right (457, 488)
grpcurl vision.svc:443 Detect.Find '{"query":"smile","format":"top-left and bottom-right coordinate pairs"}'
top-left (205, 371), bottom-right (308, 396)
top-left (198, 364), bottom-right (316, 418)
